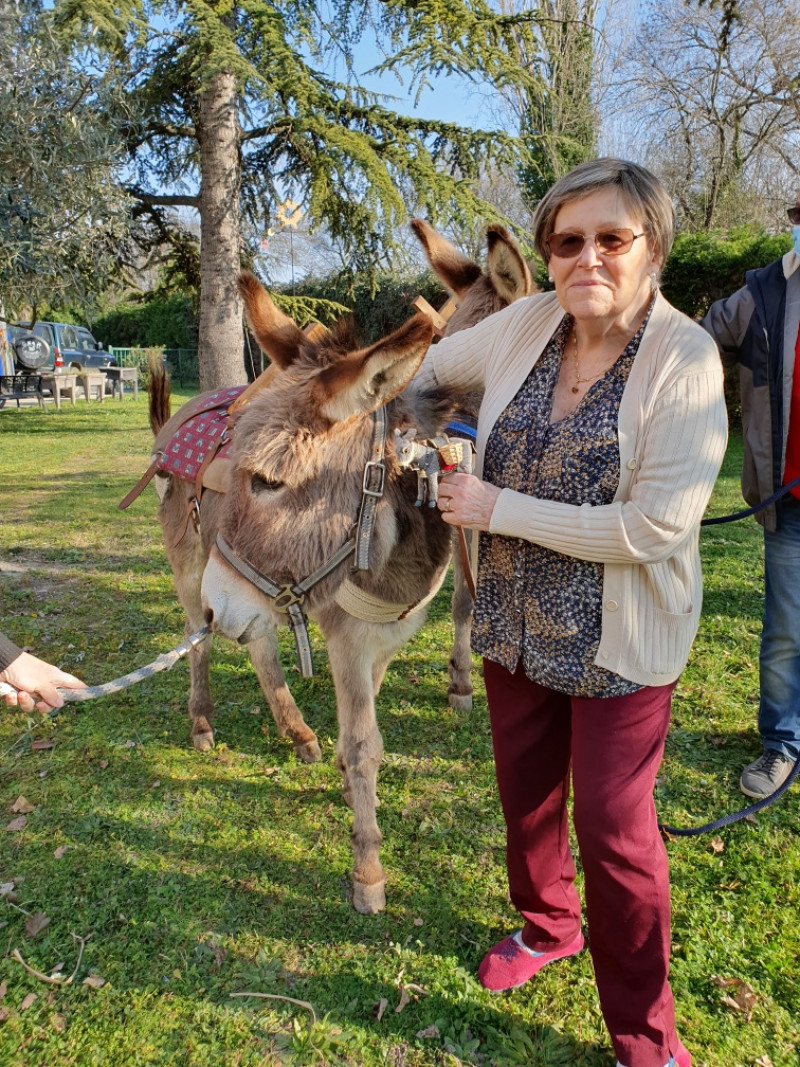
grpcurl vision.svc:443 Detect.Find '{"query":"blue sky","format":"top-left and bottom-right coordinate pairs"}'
top-left (346, 37), bottom-right (504, 132)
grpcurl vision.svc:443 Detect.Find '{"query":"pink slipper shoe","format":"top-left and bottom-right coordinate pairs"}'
top-left (477, 928), bottom-right (584, 992)
top-left (673, 1043), bottom-right (692, 1067)
top-left (616, 1041), bottom-right (691, 1067)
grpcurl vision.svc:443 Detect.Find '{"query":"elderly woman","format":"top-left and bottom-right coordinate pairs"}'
top-left (418, 159), bottom-right (728, 1067)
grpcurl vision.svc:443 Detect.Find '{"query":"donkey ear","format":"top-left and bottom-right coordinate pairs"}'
top-left (314, 314), bottom-right (434, 422)
top-left (238, 272), bottom-right (307, 369)
top-left (485, 225), bottom-right (534, 303)
top-left (410, 218), bottom-right (482, 298)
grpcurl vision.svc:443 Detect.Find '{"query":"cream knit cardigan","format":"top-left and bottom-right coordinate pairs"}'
top-left (416, 290), bottom-right (729, 688)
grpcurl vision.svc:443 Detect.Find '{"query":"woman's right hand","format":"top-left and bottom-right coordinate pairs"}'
top-left (0, 651), bottom-right (86, 713)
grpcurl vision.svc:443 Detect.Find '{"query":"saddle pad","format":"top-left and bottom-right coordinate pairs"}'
top-left (158, 386), bottom-right (245, 481)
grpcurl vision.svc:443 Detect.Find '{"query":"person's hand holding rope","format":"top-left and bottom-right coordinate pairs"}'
top-left (0, 651), bottom-right (86, 713)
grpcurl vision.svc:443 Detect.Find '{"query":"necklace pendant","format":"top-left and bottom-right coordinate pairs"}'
top-left (571, 385), bottom-right (579, 394)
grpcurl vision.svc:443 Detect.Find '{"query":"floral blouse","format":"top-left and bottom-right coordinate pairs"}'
top-left (472, 306), bottom-right (654, 697)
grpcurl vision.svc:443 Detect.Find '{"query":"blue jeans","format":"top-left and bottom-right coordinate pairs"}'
top-left (759, 497), bottom-right (800, 759)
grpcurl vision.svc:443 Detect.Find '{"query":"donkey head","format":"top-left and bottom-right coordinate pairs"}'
top-left (201, 274), bottom-right (435, 643)
top-left (410, 218), bottom-right (534, 336)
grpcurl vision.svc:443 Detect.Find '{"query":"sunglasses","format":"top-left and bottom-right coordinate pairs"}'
top-left (788, 206), bottom-right (800, 225)
top-left (547, 228), bottom-right (646, 259)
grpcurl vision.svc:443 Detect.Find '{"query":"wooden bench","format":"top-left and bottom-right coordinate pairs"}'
top-left (0, 374), bottom-right (45, 410)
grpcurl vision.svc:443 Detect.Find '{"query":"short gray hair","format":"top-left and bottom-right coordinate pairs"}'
top-left (532, 158), bottom-right (675, 268)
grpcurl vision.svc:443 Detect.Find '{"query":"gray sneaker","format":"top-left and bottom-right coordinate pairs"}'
top-left (739, 750), bottom-right (795, 799)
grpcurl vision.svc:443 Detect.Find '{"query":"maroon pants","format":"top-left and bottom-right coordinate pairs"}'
top-left (483, 658), bottom-right (680, 1067)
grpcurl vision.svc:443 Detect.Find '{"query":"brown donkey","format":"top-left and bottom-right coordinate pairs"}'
top-left (409, 218), bottom-right (534, 712)
top-left (198, 280), bottom-right (462, 912)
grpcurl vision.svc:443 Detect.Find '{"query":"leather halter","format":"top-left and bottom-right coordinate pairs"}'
top-left (213, 407), bottom-right (389, 676)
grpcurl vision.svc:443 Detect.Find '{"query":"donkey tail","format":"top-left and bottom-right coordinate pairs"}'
top-left (148, 352), bottom-right (172, 435)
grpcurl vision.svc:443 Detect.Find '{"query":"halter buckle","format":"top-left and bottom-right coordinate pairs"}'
top-left (272, 585), bottom-right (305, 612)
top-left (362, 460), bottom-right (386, 498)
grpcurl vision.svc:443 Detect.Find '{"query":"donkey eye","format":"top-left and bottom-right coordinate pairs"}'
top-left (250, 473), bottom-right (283, 494)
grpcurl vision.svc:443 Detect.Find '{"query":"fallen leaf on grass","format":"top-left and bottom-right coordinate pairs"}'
top-left (20, 993), bottom-right (37, 1011)
top-left (53, 846), bottom-right (69, 859)
top-left (98, 760), bottom-right (109, 770)
top-left (710, 836), bottom-right (725, 854)
top-left (395, 987), bottom-right (410, 1014)
top-left (755, 1056), bottom-right (774, 1066)
top-left (25, 912), bottom-right (50, 938)
top-left (0, 980), bottom-right (6, 999)
top-left (50, 1012), bottom-right (67, 1033)
top-left (374, 998), bottom-right (388, 1021)
top-left (82, 975), bottom-right (105, 989)
top-left (31, 739), bottom-right (55, 751)
top-left (0, 1007), bottom-right (8, 1023)
top-left (413, 917), bottom-right (423, 927)
top-left (5, 816), bottom-right (27, 833)
top-left (416, 1024), bottom-right (440, 1039)
top-left (11, 797), bottom-right (35, 814)
top-left (0, 882), bottom-right (16, 900)
top-left (710, 975), bottom-right (758, 1020)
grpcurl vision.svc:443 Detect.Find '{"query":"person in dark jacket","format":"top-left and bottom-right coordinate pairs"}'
top-left (701, 189), bottom-right (800, 799)
top-left (0, 632), bottom-right (85, 712)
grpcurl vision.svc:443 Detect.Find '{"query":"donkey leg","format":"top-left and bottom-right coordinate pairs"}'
top-left (325, 625), bottom-right (389, 914)
top-left (247, 629), bottom-right (322, 763)
top-left (184, 613), bottom-right (216, 750)
top-left (449, 546), bottom-right (474, 711)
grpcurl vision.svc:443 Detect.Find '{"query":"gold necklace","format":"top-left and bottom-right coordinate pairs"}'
top-left (570, 329), bottom-right (609, 394)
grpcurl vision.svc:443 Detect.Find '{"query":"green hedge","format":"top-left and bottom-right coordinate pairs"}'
top-left (661, 228), bottom-right (791, 320)
top-left (93, 292), bottom-right (197, 350)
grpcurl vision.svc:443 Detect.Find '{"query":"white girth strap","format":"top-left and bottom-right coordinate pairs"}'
top-left (333, 564), bottom-right (448, 623)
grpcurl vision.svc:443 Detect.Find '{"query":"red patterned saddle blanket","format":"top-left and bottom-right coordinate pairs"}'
top-left (157, 385), bottom-right (245, 481)
top-left (119, 385), bottom-right (247, 511)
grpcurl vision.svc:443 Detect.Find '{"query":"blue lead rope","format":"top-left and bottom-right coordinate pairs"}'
top-left (661, 474), bottom-right (800, 835)
top-left (700, 473), bottom-right (800, 526)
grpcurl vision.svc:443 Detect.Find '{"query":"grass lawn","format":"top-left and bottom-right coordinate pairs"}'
top-left (0, 393), bottom-right (798, 1067)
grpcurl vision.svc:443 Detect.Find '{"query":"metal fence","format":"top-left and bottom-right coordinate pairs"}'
top-left (108, 347), bottom-right (200, 388)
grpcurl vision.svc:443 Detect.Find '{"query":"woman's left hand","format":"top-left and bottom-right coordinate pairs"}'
top-left (437, 472), bottom-right (501, 531)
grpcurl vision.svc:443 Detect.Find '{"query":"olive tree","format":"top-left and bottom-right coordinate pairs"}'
top-left (0, 2), bottom-right (131, 321)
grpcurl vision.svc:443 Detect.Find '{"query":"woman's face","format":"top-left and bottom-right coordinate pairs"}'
top-left (548, 187), bottom-right (661, 328)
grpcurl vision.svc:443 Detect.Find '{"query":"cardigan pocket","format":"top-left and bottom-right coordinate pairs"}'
top-left (644, 603), bottom-right (695, 675)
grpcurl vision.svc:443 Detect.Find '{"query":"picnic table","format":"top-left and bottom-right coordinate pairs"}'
top-left (105, 366), bottom-right (139, 400)
top-left (75, 370), bottom-right (107, 402)
top-left (40, 372), bottom-right (79, 410)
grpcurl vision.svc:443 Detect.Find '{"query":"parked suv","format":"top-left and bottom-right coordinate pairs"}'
top-left (2, 320), bottom-right (118, 375)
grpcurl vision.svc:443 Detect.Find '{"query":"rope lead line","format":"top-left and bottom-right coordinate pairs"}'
top-left (0, 626), bottom-right (211, 705)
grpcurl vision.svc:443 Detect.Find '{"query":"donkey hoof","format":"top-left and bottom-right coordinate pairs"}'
top-left (192, 731), bottom-right (215, 751)
top-left (296, 739), bottom-right (322, 764)
top-left (352, 879), bottom-right (386, 914)
top-left (448, 692), bottom-right (473, 712)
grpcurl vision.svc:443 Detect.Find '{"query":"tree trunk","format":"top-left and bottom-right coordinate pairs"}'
top-left (197, 70), bottom-right (245, 391)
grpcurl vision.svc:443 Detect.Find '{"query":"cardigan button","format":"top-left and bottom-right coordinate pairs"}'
top-left (605, 600), bottom-right (619, 611)
top-left (626, 458), bottom-right (637, 469)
